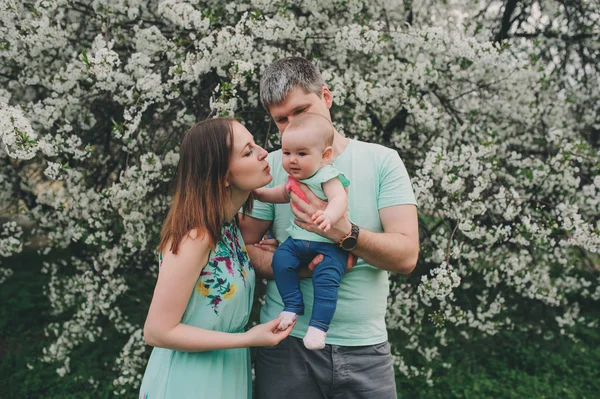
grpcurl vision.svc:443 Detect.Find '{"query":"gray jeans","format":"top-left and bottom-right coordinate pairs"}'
top-left (255, 336), bottom-right (397, 399)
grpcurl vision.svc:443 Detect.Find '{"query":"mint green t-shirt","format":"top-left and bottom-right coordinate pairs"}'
top-left (287, 164), bottom-right (350, 244)
top-left (250, 139), bottom-right (417, 346)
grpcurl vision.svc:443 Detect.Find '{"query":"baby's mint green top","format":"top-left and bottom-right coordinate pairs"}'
top-left (139, 221), bottom-right (255, 399)
top-left (250, 139), bottom-right (416, 346)
top-left (287, 164), bottom-right (350, 244)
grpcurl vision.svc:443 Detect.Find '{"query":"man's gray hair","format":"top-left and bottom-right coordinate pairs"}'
top-left (260, 57), bottom-right (325, 111)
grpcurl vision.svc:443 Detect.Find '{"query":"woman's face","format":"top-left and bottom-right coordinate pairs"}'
top-left (227, 122), bottom-right (271, 192)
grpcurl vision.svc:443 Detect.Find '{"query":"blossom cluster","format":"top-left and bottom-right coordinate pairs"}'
top-left (0, 221), bottom-right (23, 283)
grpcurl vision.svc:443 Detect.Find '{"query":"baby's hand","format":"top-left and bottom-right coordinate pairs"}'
top-left (312, 210), bottom-right (332, 232)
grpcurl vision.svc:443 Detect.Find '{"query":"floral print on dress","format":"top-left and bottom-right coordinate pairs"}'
top-left (233, 231), bottom-right (252, 287)
top-left (195, 222), bottom-right (252, 315)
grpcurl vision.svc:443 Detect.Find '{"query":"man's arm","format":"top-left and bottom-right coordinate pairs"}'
top-left (238, 214), bottom-right (275, 279)
top-left (238, 213), bottom-right (328, 279)
top-left (352, 205), bottom-right (418, 274)
top-left (290, 187), bottom-right (419, 274)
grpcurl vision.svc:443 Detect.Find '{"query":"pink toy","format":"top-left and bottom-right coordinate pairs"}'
top-left (285, 175), bottom-right (309, 208)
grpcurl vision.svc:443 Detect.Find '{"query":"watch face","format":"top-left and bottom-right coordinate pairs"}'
top-left (341, 236), bottom-right (358, 251)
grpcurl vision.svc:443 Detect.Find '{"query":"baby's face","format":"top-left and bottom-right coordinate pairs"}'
top-left (281, 128), bottom-right (327, 180)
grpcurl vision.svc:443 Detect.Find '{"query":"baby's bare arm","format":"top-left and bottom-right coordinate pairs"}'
top-left (320, 179), bottom-right (348, 225)
top-left (254, 185), bottom-right (289, 204)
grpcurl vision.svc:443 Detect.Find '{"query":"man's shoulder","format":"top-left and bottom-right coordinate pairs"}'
top-left (267, 148), bottom-right (282, 161)
top-left (349, 139), bottom-right (399, 163)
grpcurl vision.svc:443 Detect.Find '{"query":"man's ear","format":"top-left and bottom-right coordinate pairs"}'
top-left (322, 146), bottom-right (333, 161)
top-left (322, 86), bottom-right (333, 109)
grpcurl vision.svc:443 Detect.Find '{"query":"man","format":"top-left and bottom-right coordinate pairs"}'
top-left (239, 57), bottom-right (419, 399)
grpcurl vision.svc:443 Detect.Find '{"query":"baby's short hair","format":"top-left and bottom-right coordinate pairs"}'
top-left (286, 113), bottom-right (334, 147)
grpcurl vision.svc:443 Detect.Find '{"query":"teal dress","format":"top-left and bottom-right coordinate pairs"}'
top-left (139, 221), bottom-right (255, 399)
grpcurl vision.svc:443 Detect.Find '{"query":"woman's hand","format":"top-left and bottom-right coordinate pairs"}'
top-left (244, 317), bottom-right (294, 347)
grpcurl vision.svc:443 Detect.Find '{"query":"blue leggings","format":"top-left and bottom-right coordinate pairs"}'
top-left (272, 237), bottom-right (348, 332)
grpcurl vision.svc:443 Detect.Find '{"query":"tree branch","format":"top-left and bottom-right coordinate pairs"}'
top-left (495, 0), bottom-right (520, 42)
top-left (512, 31), bottom-right (599, 42)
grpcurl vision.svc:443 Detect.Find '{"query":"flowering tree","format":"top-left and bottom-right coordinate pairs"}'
top-left (1, 0), bottom-right (598, 393)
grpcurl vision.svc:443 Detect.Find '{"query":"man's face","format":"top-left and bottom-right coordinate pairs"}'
top-left (268, 85), bottom-right (333, 133)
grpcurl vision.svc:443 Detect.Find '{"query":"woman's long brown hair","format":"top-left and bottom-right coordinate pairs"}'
top-left (158, 118), bottom-right (252, 255)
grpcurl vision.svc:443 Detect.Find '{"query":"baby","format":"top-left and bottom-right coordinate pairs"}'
top-left (254, 113), bottom-right (350, 350)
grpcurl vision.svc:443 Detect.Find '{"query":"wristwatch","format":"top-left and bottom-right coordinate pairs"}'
top-left (339, 222), bottom-right (359, 251)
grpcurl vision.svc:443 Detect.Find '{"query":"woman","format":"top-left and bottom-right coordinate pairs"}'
top-left (139, 118), bottom-right (292, 399)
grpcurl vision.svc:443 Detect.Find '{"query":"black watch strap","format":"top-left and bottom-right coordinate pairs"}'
top-left (339, 222), bottom-right (359, 251)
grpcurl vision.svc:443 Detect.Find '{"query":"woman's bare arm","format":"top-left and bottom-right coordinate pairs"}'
top-left (143, 230), bottom-right (291, 351)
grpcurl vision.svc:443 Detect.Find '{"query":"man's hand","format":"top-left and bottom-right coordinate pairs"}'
top-left (297, 254), bottom-right (324, 278)
top-left (250, 236), bottom-right (354, 278)
top-left (289, 183), bottom-right (357, 273)
top-left (252, 235), bottom-right (326, 279)
top-left (290, 184), bottom-right (352, 244)
top-left (306, 252), bottom-right (357, 273)
top-left (252, 235), bottom-right (279, 253)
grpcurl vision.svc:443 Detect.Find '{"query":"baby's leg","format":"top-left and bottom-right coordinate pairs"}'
top-left (272, 238), bottom-right (305, 330)
top-left (304, 243), bottom-right (348, 350)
